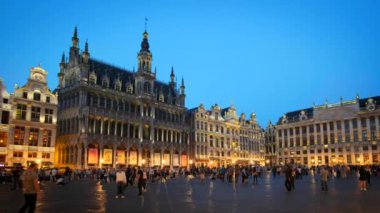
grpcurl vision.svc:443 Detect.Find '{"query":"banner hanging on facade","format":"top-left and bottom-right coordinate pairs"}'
top-left (154, 153), bottom-right (160, 166)
top-left (181, 155), bottom-right (187, 167)
top-left (117, 150), bottom-right (125, 164)
top-left (88, 148), bottom-right (98, 164)
top-left (103, 149), bottom-right (113, 164)
top-left (129, 151), bottom-right (137, 165)
top-left (173, 154), bottom-right (179, 166)
top-left (163, 153), bottom-right (170, 166)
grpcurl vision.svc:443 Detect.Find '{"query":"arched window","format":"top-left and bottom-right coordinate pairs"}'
top-left (144, 82), bottom-right (151, 94)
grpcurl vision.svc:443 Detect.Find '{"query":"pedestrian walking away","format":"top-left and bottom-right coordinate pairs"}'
top-left (18, 162), bottom-right (40, 213)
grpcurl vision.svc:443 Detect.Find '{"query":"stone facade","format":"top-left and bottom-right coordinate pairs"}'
top-left (188, 104), bottom-right (265, 167)
top-left (0, 79), bottom-right (11, 165)
top-left (275, 96), bottom-right (380, 167)
top-left (55, 28), bottom-right (189, 169)
top-left (264, 121), bottom-right (276, 166)
top-left (3, 67), bottom-right (57, 167)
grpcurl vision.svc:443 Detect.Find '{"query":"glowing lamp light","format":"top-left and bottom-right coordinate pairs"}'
top-left (142, 159), bottom-right (146, 164)
top-left (100, 159), bottom-right (104, 164)
top-left (189, 160), bottom-right (193, 164)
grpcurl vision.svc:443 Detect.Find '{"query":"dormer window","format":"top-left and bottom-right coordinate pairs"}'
top-left (23, 92), bottom-right (28, 99)
top-left (102, 78), bottom-right (109, 88)
top-left (144, 82), bottom-right (151, 94)
top-left (33, 93), bottom-right (41, 101)
top-left (115, 80), bottom-right (122, 91)
top-left (46, 96), bottom-right (50, 103)
top-left (159, 93), bottom-right (165, 102)
top-left (127, 83), bottom-right (133, 94)
top-left (366, 98), bottom-right (376, 111)
top-left (299, 110), bottom-right (308, 121)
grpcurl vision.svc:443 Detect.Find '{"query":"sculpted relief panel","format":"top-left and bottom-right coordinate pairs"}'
top-left (314, 105), bottom-right (359, 122)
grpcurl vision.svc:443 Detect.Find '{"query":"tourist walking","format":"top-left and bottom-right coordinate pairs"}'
top-left (358, 166), bottom-right (367, 191)
top-left (320, 166), bottom-right (329, 191)
top-left (11, 166), bottom-right (21, 190)
top-left (19, 162), bottom-right (40, 213)
top-left (115, 168), bottom-right (126, 199)
top-left (137, 167), bottom-right (144, 196)
top-left (252, 167), bottom-right (258, 185)
top-left (284, 165), bottom-right (292, 192)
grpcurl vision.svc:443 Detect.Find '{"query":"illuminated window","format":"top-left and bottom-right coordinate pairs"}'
top-left (45, 109), bottom-right (53, 124)
top-left (28, 128), bottom-right (39, 146)
top-left (28, 152), bottom-right (37, 158)
top-left (13, 152), bottom-right (23, 157)
top-left (0, 132), bottom-right (7, 147)
top-left (16, 104), bottom-right (27, 120)
top-left (14, 126), bottom-right (25, 145)
top-left (42, 130), bottom-right (51, 147)
top-left (31, 106), bottom-right (41, 122)
top-left (42, 153), bottom-right (50, 159)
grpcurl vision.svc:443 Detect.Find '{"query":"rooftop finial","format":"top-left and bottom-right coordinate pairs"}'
top-left (84, 39), bottom-right (89, 52)
top-left (145, 16), bottom-right (148, 32)
top-left (73, 26), bottom-right (78, 38)
top-left (61, 52), bottom-right (65, 63)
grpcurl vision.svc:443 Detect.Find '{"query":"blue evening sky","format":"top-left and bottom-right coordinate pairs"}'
top-left (0, 0), bottom-right (379, 127)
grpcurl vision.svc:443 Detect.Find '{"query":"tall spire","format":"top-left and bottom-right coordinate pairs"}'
top-left (59, 52), bottom-right (65, 70)
top-left (82, 39), bottom-right (90, 63)
top-left (84, 39), bottom-right (89, 52)
top-left (61, 52), bottom-right (65, 64)
top-left (180, 77), bottom-right (185, 95)
top-left (137, 21), bottom-right (152, 73)
top-left (72, 26), bottom-right (79, 48)
top-left (170, 66), bottom-right (175, 82)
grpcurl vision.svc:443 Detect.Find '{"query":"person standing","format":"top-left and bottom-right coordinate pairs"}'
top-left (284, 165), bottom-right (292, 192)
top-left (320, 166), bottom-right (329, 191)
top-left (358, 166), bottom-right (367, 191)
top-left (137, 167), bottom-right (144, 196)
top-left (11, 166), bottom-right (21, 190)
top-left (115, 168), bottom-right (126, 199)
top-left (252, 167), bottom-right (258, 185)
top-left (19, 162), bottom-right (40, 213)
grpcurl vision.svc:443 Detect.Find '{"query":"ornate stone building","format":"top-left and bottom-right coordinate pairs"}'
top-left (188, 104), bottom-right (265, 167)
top-left (4, 67), bottom-right (57, 167)
top-left (264, 121), bottom-right (276, 166)
top-left (0, 79), bottom-right (11, 165)
top-left (56, 28), bottom-right (189, 169)
top-left (276, 96), bottom-right (380, 167)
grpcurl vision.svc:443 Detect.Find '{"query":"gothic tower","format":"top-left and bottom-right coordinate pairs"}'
top-left (135, 30), bottom-right (155, 96)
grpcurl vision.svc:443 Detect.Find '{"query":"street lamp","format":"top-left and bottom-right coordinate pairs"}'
top-left (189, 159), bottom-right (193, 164)
top-left (142, 159), bottom-right (146, 165)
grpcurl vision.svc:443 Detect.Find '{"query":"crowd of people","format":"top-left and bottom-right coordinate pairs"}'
top-left (2, 163), bottom-right (379, 212)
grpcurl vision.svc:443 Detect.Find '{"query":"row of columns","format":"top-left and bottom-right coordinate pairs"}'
top-left (277, 116), bottom-right (380, 148)
top-left (57, 144), bottom-right (189, 169)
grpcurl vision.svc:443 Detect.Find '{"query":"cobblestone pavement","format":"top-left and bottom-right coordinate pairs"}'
top-left (1, 173), bottom-right (379, 213)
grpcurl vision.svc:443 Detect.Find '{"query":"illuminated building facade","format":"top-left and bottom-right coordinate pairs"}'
top-left (264, 121), bottom-right (276, 166)
top-left (4, 67), bottom-right (57, 167)
top-left (55, 28), bottom-right (189, 169)
top-left (188, 104), bottom-right (265, 167)
top-left (276, 96), bottom-right (380, 166)
top-left (0, 79), bottom-right (11, 165)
